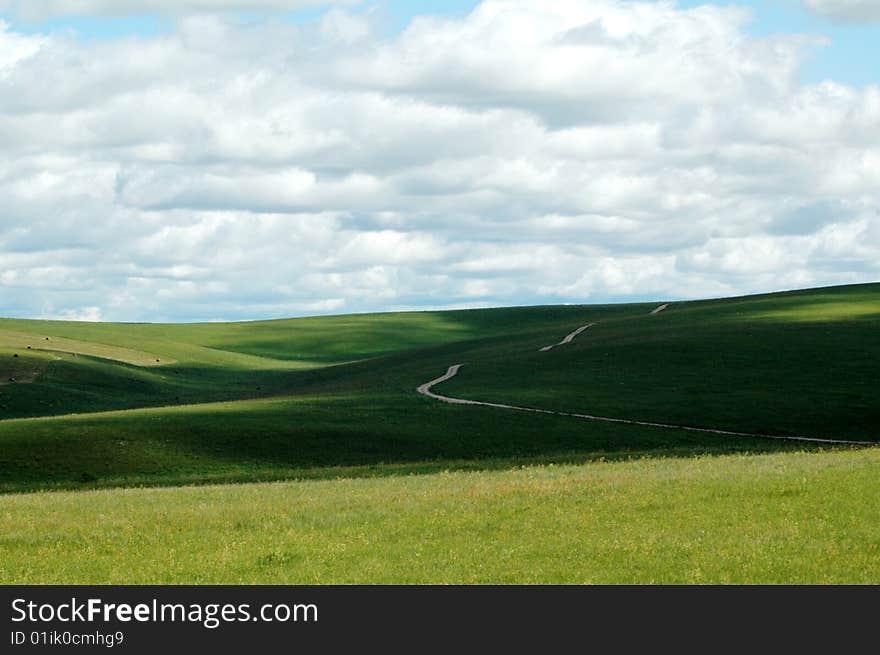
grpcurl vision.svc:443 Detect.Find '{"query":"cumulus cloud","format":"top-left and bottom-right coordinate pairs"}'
top-left (0, 0), bottom-right (359, 20)
top-left (0, 1), bottom-right (878, 321)
top-left (804, 0), bottom-right (880, 22)
top-left (53, 305), bottom-right (104, 321)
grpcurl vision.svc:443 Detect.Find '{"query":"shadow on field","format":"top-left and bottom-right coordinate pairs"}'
top-left (0, 391), bottom-right (858, 495)
top-left (2, 283), bottom-right (877, 494)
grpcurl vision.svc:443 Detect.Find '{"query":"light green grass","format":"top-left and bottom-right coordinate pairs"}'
top-left (751, 299), bottom-right (880, 322)
top-left (0, 328), bottom-right (172, 366)
top-left (1, 448), bottom-right (877, 584)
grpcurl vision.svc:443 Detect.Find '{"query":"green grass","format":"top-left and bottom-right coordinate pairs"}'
top-left (0, 392), bottom-right (803, 494)
top-left (0, 283), bottom-right (878, 493)
top-left (0, 282), bottom-right (877, 583)
top-left (1, 448), bottom-right (877, 584)
top-left (444, 291), bottom-right (880, 440)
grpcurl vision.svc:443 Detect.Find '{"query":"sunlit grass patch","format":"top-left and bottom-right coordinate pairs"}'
top-left (0, 328), bottom-right (173, 366)
top-left (1, 448), bottom-right (877, 584)
top-left (749, 299), bottom-right (880, 323)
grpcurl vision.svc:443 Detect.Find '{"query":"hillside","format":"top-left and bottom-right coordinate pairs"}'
top-left (1, 282), bottom-right (878, 584)
top-left (0, 283), bottom-right (877, 494)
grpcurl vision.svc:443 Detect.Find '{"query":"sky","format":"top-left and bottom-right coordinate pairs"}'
top-left (0, 1), bottom-right (878, 322)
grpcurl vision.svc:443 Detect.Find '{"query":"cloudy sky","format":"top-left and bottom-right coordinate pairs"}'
top-left (1, 0), bottom-right (878, 322)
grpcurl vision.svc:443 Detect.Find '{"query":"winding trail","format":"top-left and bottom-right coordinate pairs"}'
top-left (416, 365), bottom-right (478, 405)
top-left (418, 301), bottom-right (876, 447)
top-left (539, 323), bottom-right (595, 352)
top-left (417, 364), bottom-right (873, 446)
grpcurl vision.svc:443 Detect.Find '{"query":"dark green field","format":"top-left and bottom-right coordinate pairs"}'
top-left (1, 283), bottom-right (878, 583)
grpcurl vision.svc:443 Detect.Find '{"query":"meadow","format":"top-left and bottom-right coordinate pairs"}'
top-left (0, 282), bottom-right (878, 583)
top-left (2, 449), bottom-right (878, 584)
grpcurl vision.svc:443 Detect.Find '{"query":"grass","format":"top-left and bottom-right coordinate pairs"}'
top-left (445, 298), bottom-right (880, 439)
top-left (0, 328), bottom-right (171, 366)
top-left (0, 392), bottom-right (802, 493)
top-left (0, 282), bottom-right (877, 583)
top-left (1, 448), bottom-right (877, 584)
top-left (0, 283), bottom-right (878, 493)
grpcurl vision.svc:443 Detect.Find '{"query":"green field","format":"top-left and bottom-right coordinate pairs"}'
top-left (1, 283), bottom-right (878, 583)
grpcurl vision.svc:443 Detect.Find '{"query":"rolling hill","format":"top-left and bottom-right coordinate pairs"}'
top-left (1, 282), bottom-right (878, 583)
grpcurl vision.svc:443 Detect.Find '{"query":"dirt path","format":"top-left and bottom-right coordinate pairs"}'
top-left (539, 323), bottom-right (595, 352)
top-left (423, 303), bottom-right (878, 446)
top-left (416, 364), bottom-right (875, 446)
top-left (416, 365), bottom-right (479, 405)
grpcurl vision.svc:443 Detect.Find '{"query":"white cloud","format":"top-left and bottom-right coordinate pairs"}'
top-left (804, 0), bottom-right (880, 22)
top-left (0, 21), bottom-right (43, 76)
top-left (0, 1), bottom-right (878, 321)
top-left (1, 0), bottom-right (360, 20)
top-left (53, 306), bottom-right (104, 321)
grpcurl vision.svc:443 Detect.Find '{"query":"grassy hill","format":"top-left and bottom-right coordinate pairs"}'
top-left (1, 282), bottom-right (877, 494)
top-left (0, 282), bottom-right (878, 583)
